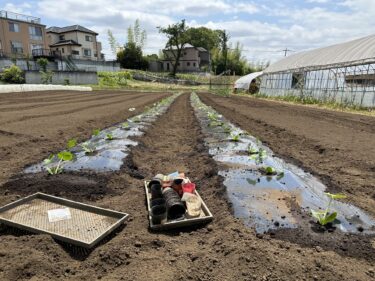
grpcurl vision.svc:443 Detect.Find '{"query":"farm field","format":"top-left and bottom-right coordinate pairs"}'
top-left (0, 91), bottom-right (374, 280)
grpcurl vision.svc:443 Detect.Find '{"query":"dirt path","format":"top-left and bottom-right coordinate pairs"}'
top-left (0, 90), bottom-right (169, 186)
top-left (0, 93), bottom-right (374, 280)
top-left (198, 92), bottom-right (375, 217)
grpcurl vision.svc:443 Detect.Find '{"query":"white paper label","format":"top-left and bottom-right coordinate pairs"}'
top-left (47, 208), bottom-right (71, 222)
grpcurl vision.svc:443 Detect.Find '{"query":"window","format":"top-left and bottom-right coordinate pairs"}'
top-left (85, 35), bottom-right (93, 42)
top-left (72, 50), bottom-right (79, 55)
top-left (9, 22), bottom-right (19, 32)
top-left (10, 41), bottom-right (23, 54)
top-left (83, 49), bottom-right (91, 57)
top-left (345, 74), bottom-right (375, 86)
top-left (187, 62), bottom-right (191, 66)
top-left (59, 35), bottom-right (65, 41)
top-left (62, 48), bottom-right (65, 54)
top-left (193, 62), bottom-right (196, 67)
top-left (29, 26), bottom-right (43, 40)
top-left (30, 44), bottom-right (43, 51)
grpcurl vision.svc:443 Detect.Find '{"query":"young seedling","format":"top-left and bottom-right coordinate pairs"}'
top-left (263, 166), bottom-right (277, 175)
top-left (132, 116), bottom-right (141, 123)
top-left (93, 129), bottom-right (100, 136)
top-left (247, 144), bottom-right (258, 155)
top-left (209, 121), bottom-right (224, 127)
top-left (46, 151), bottom-right (73, 175)
top-left (67, 138), bottom-right (77, 149)
top-left (81, 142), bottom-right (96, 154)
top-left (207, 112), bottom-right (218, 121)
top-left (122, 122), bottom-right (130, 130)
top-left (311, 193), bottom-right (347, 226)
top-left (230, 133), bottom-right (240, 142)
top-left (105, 133), bottom-right (114, 140)
top-left (223, 125), bottom-right (231, 134)
top-left (43, 154), bottom-right (55, 165)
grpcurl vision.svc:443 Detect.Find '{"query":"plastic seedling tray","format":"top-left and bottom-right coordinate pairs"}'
top-left (144, 181), bottom-right (213, 230)
top-left (0, 192), bottom-right (129, 248)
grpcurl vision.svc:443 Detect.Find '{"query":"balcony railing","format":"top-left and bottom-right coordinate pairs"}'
top-left (0, 10), bottom-right (41, 24)
top-left (11, 47), bottom-right (24, 54)
top-left (32, 49), bottom-right (61, 59)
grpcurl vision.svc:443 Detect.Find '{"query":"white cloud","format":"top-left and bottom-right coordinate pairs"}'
top-left (2, 0), bottom-right (374, 64)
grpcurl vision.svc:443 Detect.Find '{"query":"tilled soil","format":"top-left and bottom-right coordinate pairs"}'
top-left (0, 90), bottom-right (169, 189)
top-left (198, 92), bottom-right (375, 217)
top-left (0, 92), bottom-right (374, 281)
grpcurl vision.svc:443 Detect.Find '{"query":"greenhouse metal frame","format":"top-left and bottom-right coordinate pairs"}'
top-left (260, 35), bottom-right (375, 107)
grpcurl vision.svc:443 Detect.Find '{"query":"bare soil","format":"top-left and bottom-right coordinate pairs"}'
top-left (0, 92), bottom-right (374, 281)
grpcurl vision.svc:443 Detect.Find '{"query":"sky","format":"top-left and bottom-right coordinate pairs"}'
top-left (2, 0), bottom-right (375, 65)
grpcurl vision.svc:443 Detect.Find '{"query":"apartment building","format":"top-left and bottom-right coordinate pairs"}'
top-left (0, 10), bottom-right (48, 57)
top-left (46, 25), bottom-right (104, 61)
top-left (162, 43), bottom-right (210, 72)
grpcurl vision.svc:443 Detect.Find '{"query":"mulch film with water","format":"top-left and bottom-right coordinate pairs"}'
top-left (190, 93), bottom-right (375, 234)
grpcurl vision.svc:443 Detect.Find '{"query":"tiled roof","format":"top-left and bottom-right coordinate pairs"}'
top-left (46, 25), bottom-right (98, 35)
top-left (50, 39), bottom-right (82, 47)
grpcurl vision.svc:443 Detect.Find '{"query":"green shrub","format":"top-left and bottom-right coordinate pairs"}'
top-left (0, 65), bottom-right (25, 84)
top-left (98, 71), bottom-right (132, 87)
top-left (36, 58), bottom-right (49, 72)
top-left (40, 70), bottom-right (53, 84)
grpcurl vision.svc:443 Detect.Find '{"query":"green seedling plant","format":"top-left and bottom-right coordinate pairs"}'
top-left (207, 112), bottom-right (218, 121)
top-left (230, 133), bottom-right (241, 142)
top-left (67, 138), bottom-right (77, 149)
top-left (223, 125), bottom-right (231, 134)
top-left (311, 193), bottom-right (347, 226)
top-left (264, 166), bottom-right (277, 175)
top-left (45, 151), bottom-right (73, 175)
top-left (122, 122), bottom-right (130, 130)
top-left (247, 144), bottom-right (258, 155)
top-left (209, 121), bottom-right (224, 127)
top-left (81, 142), bottom-right (96, 154)
top-left (93, 129), bottom-right (100, 136)
top-left (105, 133), bottom-right (114, 140)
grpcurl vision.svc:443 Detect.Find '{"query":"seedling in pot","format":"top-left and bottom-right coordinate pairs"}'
top-left (230, 133), bottom-right (241, 142)
top-left (45, 151), bottom-right (73, 175)
top-left (311, 193), bottom-right (347, 226)
top-left (92, 129), bottom-right (100, 136)
top-left (81, 142), bottom-right (96, 154)
top-left (105, 133), bottom-right (114, 141)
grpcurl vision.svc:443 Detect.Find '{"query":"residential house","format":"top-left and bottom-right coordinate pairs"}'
top-left (162, 43), bottom-right (210, 72)
top-left (46, 25), bottom-right (104, 61)
top-left (0, 10), bottom-right (48, 58)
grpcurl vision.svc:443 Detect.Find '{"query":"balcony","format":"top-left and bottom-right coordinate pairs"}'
top-left (11, 47), bottom-right (24, 54)
top-left (32, 49), bottom-right (61, 60)
top-left (0, 10), bottom-right (41, 24)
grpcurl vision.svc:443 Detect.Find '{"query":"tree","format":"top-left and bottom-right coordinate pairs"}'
top-left (185, 27), bottom-right (221, 52)
top-left (107, 29), bottom-right (119, 56)
top-left (127, 19), bottom-right (147, 49)
top-left (117, 42), bottom-right (148, 70)
top-left (158, 19), bottom-right (189, 77)
top-left (219, 30), bottom-right (229, 72)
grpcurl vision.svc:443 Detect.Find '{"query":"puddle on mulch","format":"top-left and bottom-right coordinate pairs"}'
top-left (25, 94), bottom-right (180, 173)
top-left (191, 93), bottom-right (375, 234)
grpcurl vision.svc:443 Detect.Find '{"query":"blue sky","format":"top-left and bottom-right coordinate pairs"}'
top-left (2, 0), bottom-right (374, 64)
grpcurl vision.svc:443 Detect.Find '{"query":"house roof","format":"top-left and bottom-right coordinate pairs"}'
top-left (50, 39), bottom-right (82, 47)
top-left (264, 34), bottom-right (375, 73)
top-left (46, 25), bottom-right (98, 35)
top-left (166, 43), bottom-right (208, 52)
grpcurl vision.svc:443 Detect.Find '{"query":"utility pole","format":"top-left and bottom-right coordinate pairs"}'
top-left (283, 48), bottom-right (292, 56)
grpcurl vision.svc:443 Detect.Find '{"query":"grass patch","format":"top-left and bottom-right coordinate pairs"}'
top-left (241, 92), bottom-right (375, 116)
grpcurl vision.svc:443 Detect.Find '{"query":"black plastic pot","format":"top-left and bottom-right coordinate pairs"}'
top-left (148, 178), bottom-right (162, 188)
top-left (151, 183), bottom-right (163, 199)
top-left (151, 198), bottom-right (166, 208)
top-left (162, 187), bottom-right (186, 220)
top-left (151, 204), bottom-right (167, 224)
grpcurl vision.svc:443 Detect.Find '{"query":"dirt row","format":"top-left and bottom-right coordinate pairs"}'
top-left (0, 92), bottom-right (373, 280)
top-left (198, 92), bottom-right (375, 217)
top-left (0, 90), bottom-right (169, 188)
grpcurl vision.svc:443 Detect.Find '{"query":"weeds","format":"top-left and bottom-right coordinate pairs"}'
top-left (67, 139), bottom-right (77, 149)
top-left (311, 193), bottom-right (347, 226)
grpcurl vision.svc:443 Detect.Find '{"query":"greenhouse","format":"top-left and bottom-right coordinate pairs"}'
top-left (260, 34), bottom-right (375, 107)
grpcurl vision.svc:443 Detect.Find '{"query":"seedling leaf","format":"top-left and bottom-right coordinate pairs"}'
top-left (57, 151), bottom-right (73, 161)
top-left (325, 193), bottom-right (347, 200)
top-left (93, 129), bottom-right (100, 136)
top-left (67, 138), bottom-right (77, 149)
